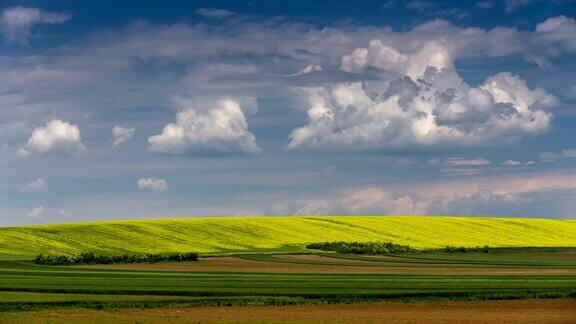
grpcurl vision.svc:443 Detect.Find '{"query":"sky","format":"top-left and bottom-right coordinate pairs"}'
top-left (0, 0), bottom-right (575, 225)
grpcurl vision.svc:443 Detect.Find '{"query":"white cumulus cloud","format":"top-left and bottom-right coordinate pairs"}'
top-left (137, 178), bottom-right (167, 191)
top-left (340, 39), bottom-right (409, 75)
top-left (289, 40), bottom-right (556, 151)
top-left (148, 99), bottom-right (260, 155)
top-left (1, 6), bottom-right (70, 44)
top-left (18, 119), bottom-right (85, 157)
top-left (112, 126), bottom-right (135, 146)
top-left (20, 178), bottom-right (48, 194)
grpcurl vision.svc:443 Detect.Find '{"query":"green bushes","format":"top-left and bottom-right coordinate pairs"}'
top-left (441, 245), bottom-right (490, 253)
top-left (306, 241), bottom-right (496, 255)
top-left (34, 252), bottom-right (198, 266)
top-left (306, 241), bottom-right (414, 254)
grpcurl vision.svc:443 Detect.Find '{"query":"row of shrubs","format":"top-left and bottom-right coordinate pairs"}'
top-left (306, 241), bottom-right (493, 255)
top-left (306, 241), bottom-right (414, 254)
top-left (34, 251), bottom-right (199, 266)
top-left (439, 245), bottom-right (491, 253)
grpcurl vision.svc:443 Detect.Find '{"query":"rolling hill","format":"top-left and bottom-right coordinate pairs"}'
top-left (1, 216), bottom-right (576, 259)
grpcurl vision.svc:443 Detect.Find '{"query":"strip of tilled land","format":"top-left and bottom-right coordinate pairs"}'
top-left (81, 255), bottom-right (576, 275)
top-left (3, 298), bottom-right (574, 323)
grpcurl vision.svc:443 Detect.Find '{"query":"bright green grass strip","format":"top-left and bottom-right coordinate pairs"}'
top-left (1, 216), bottom-right (576, 259)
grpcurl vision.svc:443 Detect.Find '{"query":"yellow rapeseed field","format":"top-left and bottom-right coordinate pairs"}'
top-left (1, 216), bottom-right (575, 259)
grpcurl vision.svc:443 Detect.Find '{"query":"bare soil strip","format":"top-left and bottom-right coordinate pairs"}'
top-left (3, 298), bottom-right (574, 323)
top-left (81, 256), bottom-right (576, 275)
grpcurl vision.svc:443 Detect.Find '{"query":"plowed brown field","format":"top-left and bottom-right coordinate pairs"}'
top-left (3, 298), bottom-right (575, 323)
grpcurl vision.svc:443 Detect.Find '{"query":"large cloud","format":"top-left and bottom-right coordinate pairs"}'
top-left (0, 15), bottom-right (574, 144)
top-left (148, 99), bottom-right (260, 155)
top-left (18, 119), bottom-right (85, 157)
top-left (288, 39), bottom-right (557, 150)
top-left (0, 6), bottom-right (70, 44)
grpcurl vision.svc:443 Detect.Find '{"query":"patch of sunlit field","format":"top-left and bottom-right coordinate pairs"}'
top-left (1, 216), bottom-right (575, 259)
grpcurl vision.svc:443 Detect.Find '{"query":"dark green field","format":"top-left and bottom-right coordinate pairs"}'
top-left (0, 249), bottom-right (575, 315)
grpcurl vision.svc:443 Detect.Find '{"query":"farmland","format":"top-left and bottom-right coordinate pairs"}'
top-left (1, 216), bottom-right (576, 259)
top-left (0, 251), bottom-right (575, 312)
top-left (0, 216), bottom-right (575, 322)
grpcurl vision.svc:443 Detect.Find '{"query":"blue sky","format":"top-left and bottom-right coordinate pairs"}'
top-left (0, 0), bottom-right (575, 225)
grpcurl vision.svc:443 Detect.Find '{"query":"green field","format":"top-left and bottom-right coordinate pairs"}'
top-left (2, 216), bottom-right (576, 259)
top-left (0, 251), bottom-right (575, 312)
top-left (0, 216), bottom-right (575, 316)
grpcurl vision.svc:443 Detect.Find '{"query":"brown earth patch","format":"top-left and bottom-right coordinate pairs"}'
top-left (275, 254), bottom-right (410, 265)
top-left (3, 298), bottom-right (575, 323)
top-left (79, 256), bottom-right (576, 275)
top-left (277, 254), bottom-right (378, 263)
